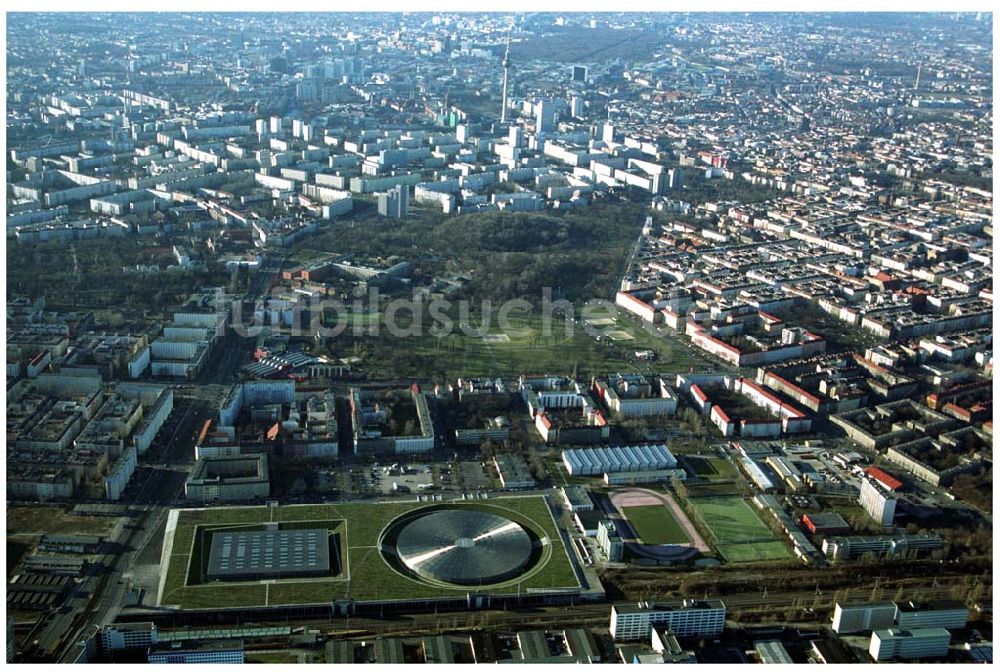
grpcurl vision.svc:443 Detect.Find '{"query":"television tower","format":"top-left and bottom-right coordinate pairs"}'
top-left (500, 31), bottom-right (511, 123)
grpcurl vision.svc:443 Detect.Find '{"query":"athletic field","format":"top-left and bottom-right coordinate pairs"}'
top-left (622, 504), bottom-right (690, 545)
top-left (608, 488), bottom-right (709, 553)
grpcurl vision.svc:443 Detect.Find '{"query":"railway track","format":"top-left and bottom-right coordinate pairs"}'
top-left (208, 581), bottom-right (979, 642)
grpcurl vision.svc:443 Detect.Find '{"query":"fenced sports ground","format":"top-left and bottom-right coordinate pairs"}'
top-left (686, 495), bottom-right (793, 563)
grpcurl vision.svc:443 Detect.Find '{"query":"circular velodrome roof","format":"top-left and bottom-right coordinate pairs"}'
top-left (395, 509), bottom-right (533, 585)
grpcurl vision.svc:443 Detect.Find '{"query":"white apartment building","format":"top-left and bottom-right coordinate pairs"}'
top-left (832, 602), bottom-right (897, 634)
top-left (894, 601), bottom-right (969, 630)
top-left (147, 641), bottom-right (245, 664)
top-left (869, 628), bottom-right (951, 662)
top-left (104, 445), bottom-right (137, 502)
top-left (597, 519), bottom-right (624, 561)
top-left (610, 600), bottom-right (726, 641)
top-left (859, 476), bottom-right (897, 527)
top-left (822, 534), bottom-right (943, 562)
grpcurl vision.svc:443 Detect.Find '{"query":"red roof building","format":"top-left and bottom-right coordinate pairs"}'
top-left (866, 466), bottom-right (903, 491)
top-left (802, 512), bottom-right (851, 535)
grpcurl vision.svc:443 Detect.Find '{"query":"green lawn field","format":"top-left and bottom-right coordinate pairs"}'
top-left (318, 301), bottom-right (713, 382)
top-left (686, 496), bottom-right (795, 564)
top-left (706, 457), bottom-right (737, 479)
top-left (689, 496), bottom-right (775, 544)
top-left (623, 504), bottom-right (691, 545)
top-left (716, 541), bottom-right (793, 563)
top-left (683, 481), bottom-right (742, 498)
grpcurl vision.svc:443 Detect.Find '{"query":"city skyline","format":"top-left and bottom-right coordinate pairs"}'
top-left (3, 9), bottom-right (994, 666)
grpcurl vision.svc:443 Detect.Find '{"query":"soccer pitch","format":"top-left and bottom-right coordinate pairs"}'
top-left (622, 504), bottom-right (691, 545)
top-left (689, 496), bottom-right (773, 543)
top-left (687, 495), bottom-right (793, 563)
top-left (158, 495), bottom-right (580, 610)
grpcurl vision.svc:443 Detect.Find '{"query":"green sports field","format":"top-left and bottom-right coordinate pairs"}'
top-left (622, 504), bottom-right (691, 545)
top-left (688, 496), bottom-right (793, 563)
top-left (689, 496), bottom-right (773, 543)
top-left (683, 481), bottom-right (742, 498)
top-left (716, 540), bottom-right (793, 563)
top-left (158, 495), bottom-right (580, 610)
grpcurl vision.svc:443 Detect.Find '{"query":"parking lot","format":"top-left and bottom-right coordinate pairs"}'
top-left (454, 461), bottom-right (497, 491)
top-left (324, 459), bottom-right (508, 499)
top-left (373, 463), bottom-right (436, 494)
top-left (337, 468), bottom-right (374, 495)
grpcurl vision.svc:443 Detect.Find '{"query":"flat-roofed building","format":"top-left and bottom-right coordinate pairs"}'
top-left (651, 627), bottom-right (697, 663)
top-left (374, 637), bottom-right (405, 664)
top-left (377, 184), bottom-right (409, 218)
top-left (493, 454), bottom-right (535, 490)
top-left (603, 468), bottom-right (686, 485)
top-left (207, 527), bottom-right (331, 581)
top-left (101, 623), bottom-right (157, 652)
top-left (964, 642), bottom-right (993, 663)
top-left (573, 509), bottom-right (603, 537)
top-left (22, 555), bottom-right (87, 575)
top-left (859, 477), bottom-right (897, 527)
top-left (593, 375), bottom-right (677, 417)
top-left (755, 640), bottom-right (794, 664)
top-left (147, 639), bottom-right (245, 664)
top-left (563, 444), bottom-right (676, 476)
top-left (832, 602), bottom-right (897, 634)
top-left (38, 534), bottom-right (102, 554)
top-left (185, 454), bottom-right (270, 503)
top-left (563, 628), bottom-right (600, 663)
top-left (823, 534), bottom-right (942, 562)
top-left (597, 519), bottom-right (624, 561)
top-left (802, 512), bottom-right (850, 535)
top-left (610, 599), bottom-right (726, 641)
top-left (811, 639), bottom-right (858, 663)
top-left (561, 485), bottom-right (594, 512)
top-left (894, 600), bottom-right (969, 630)
top-left (421, 635), bottom-right (455, 664)
top-left (869, 628), bottom-right (951, 662)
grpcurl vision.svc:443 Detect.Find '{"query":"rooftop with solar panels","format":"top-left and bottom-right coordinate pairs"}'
top-left (206, 526), bottom-right (331, 581)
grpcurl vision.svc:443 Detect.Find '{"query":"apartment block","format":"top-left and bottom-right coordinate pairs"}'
top-left (894, 601), bottom-right (969, 631)
top-left (869, 628), bottom-right (951, 662)
top-left (610, 600), bottom-right (726, 641)
top-left (832, 602), bottom-right (897, 634)
top-left (859, 477), bottom-right (897, 527)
